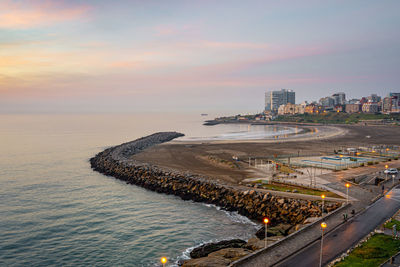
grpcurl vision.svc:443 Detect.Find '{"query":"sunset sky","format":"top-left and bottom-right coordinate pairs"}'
top-left (1, 0), bottom-right (399, 113)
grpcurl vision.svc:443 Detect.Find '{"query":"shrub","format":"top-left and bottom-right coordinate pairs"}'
top-left (367, 161), bottom-right (373, 165)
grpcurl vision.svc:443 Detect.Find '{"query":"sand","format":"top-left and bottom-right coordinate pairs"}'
top-left (130, 124), bottom-right (400, 185)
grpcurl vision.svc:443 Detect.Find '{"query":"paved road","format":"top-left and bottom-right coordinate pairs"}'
top-left (275, 186), bottom-right (400, 267)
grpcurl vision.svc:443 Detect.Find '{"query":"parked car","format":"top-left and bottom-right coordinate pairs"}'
top-left (384, 168), bottom-right (399, 175)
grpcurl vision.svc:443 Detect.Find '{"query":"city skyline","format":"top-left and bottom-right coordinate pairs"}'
top-left (1, 0), bottom-right (399, 113)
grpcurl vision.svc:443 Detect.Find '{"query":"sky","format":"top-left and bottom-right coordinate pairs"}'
top-left (0, 0), bottom-right (399, 113)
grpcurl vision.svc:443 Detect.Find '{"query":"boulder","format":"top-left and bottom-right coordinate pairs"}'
top-left (183, 248), bottom-right (251, 267)
top-left (255, 226), bottom-right (279, 239)
top-left (182, 256), bottom-right (231, 267)
top-left (245, 237), bottom-right (265, 251)
top-left (209, 247), bottom-right (251, 260)
top-left (190, 239), bottom-right (246, 258)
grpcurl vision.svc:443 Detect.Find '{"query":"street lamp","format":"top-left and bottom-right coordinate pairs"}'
top-left (385, 165), bottom-right (389, 181)
top-left (263, 217), bottom-right (269, 248)
top-left (161, 257), bottom-right (167, 267)
top-left (320, 222), bottom-right (327, 267)
top-left (321, 194), bottom-right (326, 216)
top-left (345, 183), bottom-right (350, 204)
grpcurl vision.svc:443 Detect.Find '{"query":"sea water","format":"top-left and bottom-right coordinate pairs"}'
top-left (0, 113), bottom-right (294, 266)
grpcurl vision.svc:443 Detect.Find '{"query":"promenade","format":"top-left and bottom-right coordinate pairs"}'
top-left (276, 186), bottom-right (400, 267)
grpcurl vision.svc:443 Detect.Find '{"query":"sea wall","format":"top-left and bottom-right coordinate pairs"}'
top-left (90, 132), bottom-right (339, 224)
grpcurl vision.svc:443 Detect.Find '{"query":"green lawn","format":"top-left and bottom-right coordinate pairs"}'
top-left (384, 219), bottom-right (400, 230)
top-left (274, 113), bottom-right (400, 124)
top-left (254, 181), bottom-right (341, 198)
top-left (334, 233), bottom-right (400, 267)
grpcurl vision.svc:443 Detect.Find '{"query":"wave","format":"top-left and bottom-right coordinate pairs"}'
top-left (169, 203), bottom-right (260, 266)
top-left (202, 203), bottom-right (258, 226)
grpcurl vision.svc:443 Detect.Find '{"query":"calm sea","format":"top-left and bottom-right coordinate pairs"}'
top-left (0, 113), bottom-right (293, 266)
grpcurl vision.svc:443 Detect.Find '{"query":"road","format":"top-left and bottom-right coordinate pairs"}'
top-left (275, 186), bottom-right (400, 267)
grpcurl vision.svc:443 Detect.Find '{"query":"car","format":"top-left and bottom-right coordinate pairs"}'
top-left (384, 168), bottom-right (399, 175)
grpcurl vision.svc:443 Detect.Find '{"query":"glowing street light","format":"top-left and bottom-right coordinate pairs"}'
top-left (263, 217), bottom-right (269, 248)
top-left (320, 222), bottom-right (327, 267)
top-left (161, 257), bottom-right (167, 267)
top-left (321, 194), bottom-right (326, 216)
top-left (345, 183), bottom-right (350, 204)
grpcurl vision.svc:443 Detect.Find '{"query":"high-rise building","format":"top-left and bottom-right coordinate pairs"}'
top-left (332, 92), bottom-right (346, 105)
top-left (389, 93), bottom-right (400, 113)
top-left (319, 97), bottom-right (335, 107)
top-left (265, 89), bottom-right (295, 112)
top-left (319, 92), bottom-right (346, 108)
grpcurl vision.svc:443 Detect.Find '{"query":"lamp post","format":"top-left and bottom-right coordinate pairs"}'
top-left (263, 217), bottom-right (269, 248)
top-left (385, 165), bottom-right (389, 181)
top-left (345, 183), bottom-right (350, 204)
top-left (393, 174), bottom-right (396, 186)
top-left (321, 194), bottom-right (326, 216)
top-left (161, 257), bottom-right (167, 267)
top-left (320, 222), bottom-right (327, 267)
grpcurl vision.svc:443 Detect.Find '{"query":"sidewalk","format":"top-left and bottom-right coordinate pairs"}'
top-left (231, 203), bottom-right (354, 267)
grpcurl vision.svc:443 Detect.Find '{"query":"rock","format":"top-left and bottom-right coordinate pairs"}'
top-left (182, 256), bottom-right (231, 267)
top-left (303, 217), bottom-right (320, 224)
top-left (255, 226), bottom-right (278, 239)
top-left (245, 237), bottom-right (265, 251)
top-left (209, 248), bottom-right (251, 260)
top-left (90, 132), bottom-right (342, 235)
top-left (183, 248), bottom-right (251, 267)
top-left (276, 224), bottom-right (293, 235)
top-left (190, 239), bottom-right (247, 258)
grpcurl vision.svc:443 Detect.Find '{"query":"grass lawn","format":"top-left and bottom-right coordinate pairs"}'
top-left (274, 113), bottom-right (400, 124)
top-left (254, 181), bottom-right (341, 198)
top-left (384, 219), bottom-right (400, 230)
top-left (334, 233), bottom-right (400, 267)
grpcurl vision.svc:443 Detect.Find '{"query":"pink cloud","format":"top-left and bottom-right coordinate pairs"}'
top-left (0, 0), bottom-right (91, 29)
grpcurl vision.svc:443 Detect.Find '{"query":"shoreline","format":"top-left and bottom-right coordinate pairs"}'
top-left (89, 132), bottom-right (341, 264)
top-left (172, 124), bottom-right (348, 145)
top-left (90, 132), bottom-right (332, 223)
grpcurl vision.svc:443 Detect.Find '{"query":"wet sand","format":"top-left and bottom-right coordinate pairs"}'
top-left (131, 125), bottom-right (400, 185)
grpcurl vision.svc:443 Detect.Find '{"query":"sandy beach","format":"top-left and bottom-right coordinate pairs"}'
top-left (131, 124), bottom-right (400, 185)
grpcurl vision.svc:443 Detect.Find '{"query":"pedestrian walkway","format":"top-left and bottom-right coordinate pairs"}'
top-left (275, 186), bottom-right (400, 267)
top-left (231, 204), bottom-right (353, 267)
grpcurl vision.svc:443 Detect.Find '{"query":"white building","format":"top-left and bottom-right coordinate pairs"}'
top-left (265, 89), bottom-right (295, 112)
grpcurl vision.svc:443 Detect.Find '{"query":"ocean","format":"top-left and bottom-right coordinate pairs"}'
top-left (0, 113), bottom-right (294, 266)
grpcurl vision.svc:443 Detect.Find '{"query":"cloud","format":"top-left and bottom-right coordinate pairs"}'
top-left (0, 0), bottom-right (91, 29)
top-left (200, 41), bottom-right (269, 49)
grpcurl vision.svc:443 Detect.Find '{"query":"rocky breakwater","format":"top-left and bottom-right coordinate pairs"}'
top-left (90, 132), bottom-right (338, 224)
top-left (90, 132), bottom-right (341, 265)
